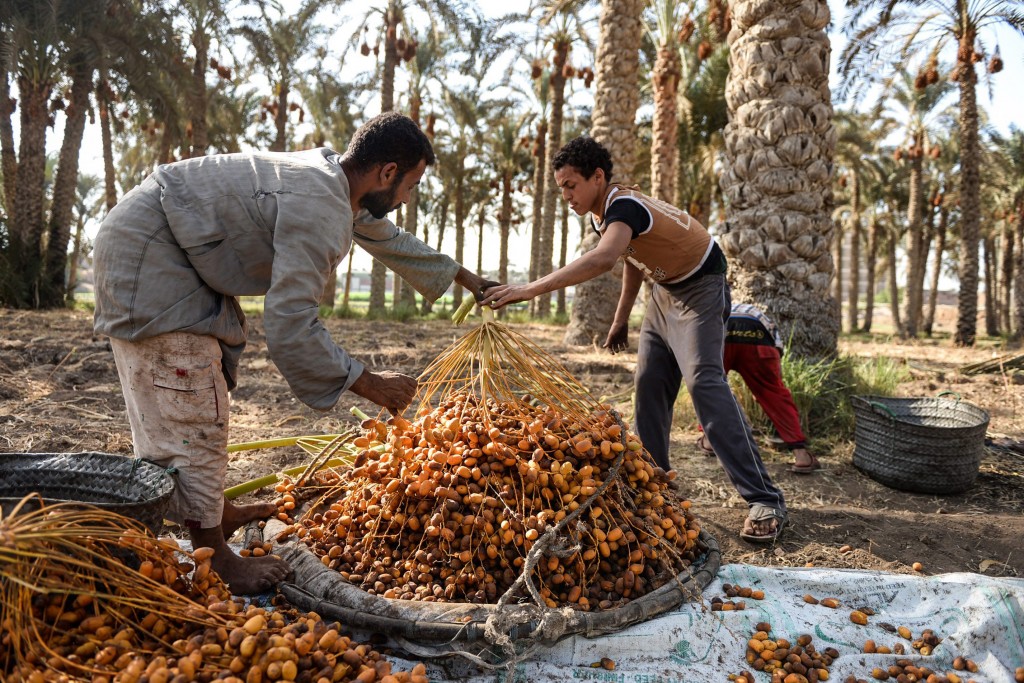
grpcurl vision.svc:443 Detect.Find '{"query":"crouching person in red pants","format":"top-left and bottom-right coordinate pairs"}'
top-left (697, 303), bottom-right (822, 474)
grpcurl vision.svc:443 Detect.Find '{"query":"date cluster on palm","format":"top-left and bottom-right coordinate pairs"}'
top-left (275, 316), bottom-right (707, 612)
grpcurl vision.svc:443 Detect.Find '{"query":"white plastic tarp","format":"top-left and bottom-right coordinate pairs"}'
top-left (388, 564), bottom-right (1024, 683)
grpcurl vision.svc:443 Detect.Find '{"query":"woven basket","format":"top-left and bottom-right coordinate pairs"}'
top-left (852, 394), bottom-right (989, 494)
top-left (0, 452), bottom-right (174, 535)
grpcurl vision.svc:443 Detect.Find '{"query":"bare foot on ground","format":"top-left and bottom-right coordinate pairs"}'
top-left (191, 527), bottom-right (291, 595)
top-left (221, 498), bottom-right (277, 539)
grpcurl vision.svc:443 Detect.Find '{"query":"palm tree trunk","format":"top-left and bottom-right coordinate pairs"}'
top-left (381, 5), bottom-right (400, 113)
top-left (342, 245), bottom-right (354, 308)
top-left (399, 187), bottom-right (420, 309)
top-left (1000, 219), bottom-right (1014, 333)
top-left (924, 205), bottom-right (948, 336)
top-left (537, 41), bottom-right (569, 319)
top-left (422, 196), bottom-right (449, 315)
top-left (983, 235), bottom-right (998, 337)
top-left (43, 57), bottom-right (94, 308)
top-left (566, 0), bottom-right (643, 345)
top-left (862, 215), bottom-right (880, 333)
top-left (833, 221), bottom-right (844, 331)
top-left (391, 205), bottom-right (403, 307)
top-left (720, 0), bottom-right (838, 358)
top-left (476, 205), bottom-right (485, 275)
top-left (913, 200), bottom-right (936, 332)
top-left (98, 77), bottom-right (117, 211)
top-left (1013, 207), bottom-right (1024, 341)
top-left (189, 27), bottom-right (210, 157)
top-left (271, 80), bottom-right (289, 152)
top-left (847, 174), bottom-right (861, 332)
top-left (887, 228), bottom-right (902, 334)
top-left (651, 42), bottom-right (679, 202)
top-left (499, 175), bottom-right (512, 284)
top-left (452, 173), bottom-right (466, 309)
top-left (10, 72), bottom-right (54, 307)
top-left (0, 72), bottom-right (17, 210)
top-left (529, 121), bottom-right (546, 316)
top-left (557, 198), bottom-right (569, 316)
top-left (369, 6), bottom-right (401, 318)
top-left (66, 214), bottom-right (85, 306)
top-left (902, 142), bottom-right (924, 337)
top-left (954, 41), bottom-right (982, 347)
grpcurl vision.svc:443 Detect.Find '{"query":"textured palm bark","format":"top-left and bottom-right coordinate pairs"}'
top-left (0, 73), bottom-right (16, 210)
top-left (565, 0), bottom-right (643, 346)
top-left (188, 26), bottom-right (210, 158)
top-left (528, 120), bottom-right (547, 316)
top-left (369, 6), bottom-right (403, 317)
top-left (902, 146), bottom-right (924, 337)
top-left (887, 231), bottom-right (902, 332)
top-left (1000, 220), bottom-right (1014, 332)
top-left (651, 43), bottom-right (680, 202)
top-left (1013, 209), bottom-right (1024, 341)
top-left (98, 78), bottom-right (118, 211)
top-left (847, 173), bottom-right (861, 332)
top-left (43, 57), bottom-right (94, 307)
top-left (923, 205), bottom-right (948, 336)
top-left (536, 41), bottom-right (569, 319)
top-left (983, 235), bottom-right (998, 337)
top-left (955, 34), bottom-right (981, 347)
top-left (719, 0), bottom-right (838, 358)
top-left (10, 72), bottom-right (53, 305)
top-left (862, 216), bottom-right (880, 333)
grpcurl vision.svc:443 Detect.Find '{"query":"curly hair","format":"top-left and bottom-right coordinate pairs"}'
top-left (552, 136), bottom-right (614, 182)
top-left (343, 112), bottom-right (435, 177)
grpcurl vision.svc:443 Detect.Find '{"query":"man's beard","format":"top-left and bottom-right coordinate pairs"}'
top-left (362, 179), bottom-right (401, 219)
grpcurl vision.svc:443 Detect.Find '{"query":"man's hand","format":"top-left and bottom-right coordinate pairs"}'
top-left (348, 370), bottom-right (417, 415)
top-left (479, 283), bottom-right (536, 310)
top-left (455, 267), bottom-right (500, 302)
top-left (603, 321), bottom-right (629, 354)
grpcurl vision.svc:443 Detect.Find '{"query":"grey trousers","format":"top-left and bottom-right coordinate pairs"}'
top-left (634, 274), bottom-right (786, 512)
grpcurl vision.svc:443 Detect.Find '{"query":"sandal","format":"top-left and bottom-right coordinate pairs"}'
top-left (696, 434), bottom-right (716, 457)
top-left (740, 504), bottom-right (788, 544)
top-left (791, 452), bottom-right (823, 474)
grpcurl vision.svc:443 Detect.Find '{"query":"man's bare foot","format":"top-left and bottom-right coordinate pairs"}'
top-left (739, 506), bottom-right (787, 544)
top-left (191, 526), bottom-right (291, 595)
top-left (222, 498), bottom-right (277, 539)
top-left (211, 551), bottom-right (291, 595)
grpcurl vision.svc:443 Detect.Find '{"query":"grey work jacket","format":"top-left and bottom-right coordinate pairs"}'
top-left (93, 148), bottom-right (459, 409)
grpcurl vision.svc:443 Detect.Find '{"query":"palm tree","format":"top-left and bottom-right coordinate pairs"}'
top-left (993, 127), bottom-right (1024, 339)
top-left (840, 0), bottom-right (1024, 346)
top-left (720, 0), bottom-right (838, 358)
top-left (564, 0), bottom-right (643, 346)
top-left (646, 0), bottom-right (684, 202)
top-left (234, 0), bottom-right (331, 152)
top-left (833, 111), bottom-right (888, 332)
top-left (66, 174), bottom-right (103, 305)
top-left (484, 110), bottom-right (535, 286)
top-left (532, 1), bottom-right (591, 319)
top-left (874, 69), bottom-right (954, 337)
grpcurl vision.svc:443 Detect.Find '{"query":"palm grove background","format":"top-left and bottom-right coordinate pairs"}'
top-left (1, 0), bottom-right (1022, 360)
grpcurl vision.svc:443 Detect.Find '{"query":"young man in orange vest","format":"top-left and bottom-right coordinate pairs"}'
top-left (482, 136), bottom-right (787, 543)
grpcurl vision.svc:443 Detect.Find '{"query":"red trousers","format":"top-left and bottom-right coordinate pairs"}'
top-left (723, 343), bottom-right (807, 448)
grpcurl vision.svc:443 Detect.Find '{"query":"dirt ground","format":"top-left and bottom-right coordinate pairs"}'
top-left (2, 307), bottom-right (1023, 580)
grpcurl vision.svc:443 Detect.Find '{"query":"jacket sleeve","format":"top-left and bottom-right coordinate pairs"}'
top-left (352, 211), bottom-right (461, 302)
top-left (262, 196), bottom-right (364, 410)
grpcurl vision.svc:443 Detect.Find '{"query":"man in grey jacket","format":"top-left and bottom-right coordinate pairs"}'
top-left (93, 112), bottom-right (494, 593)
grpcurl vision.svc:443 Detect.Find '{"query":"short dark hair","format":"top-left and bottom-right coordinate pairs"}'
top-left (344, 112), bottom-right (435, 177)
top-left (552, 136), bottom-right (613, 182)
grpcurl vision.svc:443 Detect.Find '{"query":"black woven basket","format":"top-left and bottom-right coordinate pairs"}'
top-left (0, 452), bottom-right (174, 535)
top-left (851, 393), bottom-right (989, 494)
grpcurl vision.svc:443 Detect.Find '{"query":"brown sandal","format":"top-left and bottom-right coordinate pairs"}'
top-left (696, 434), bottom-right (716, 456)
top-left (791, 453), bottom-right (823, 474)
